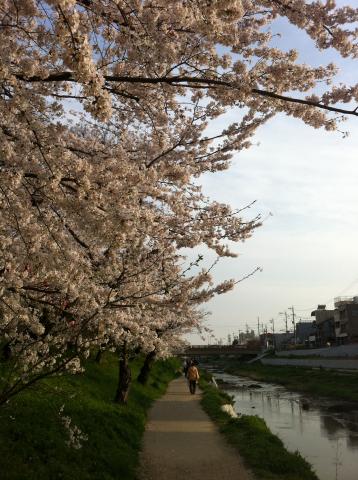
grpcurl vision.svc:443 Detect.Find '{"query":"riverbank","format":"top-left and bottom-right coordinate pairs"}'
top-left (0, 354), bottom-right (179, 480)
top-left (219, 360), bottom-right (358, 404)
top-left (199, 373), bottom-right (318, 480)
top-left (261, 357), bottom-right (358, 370)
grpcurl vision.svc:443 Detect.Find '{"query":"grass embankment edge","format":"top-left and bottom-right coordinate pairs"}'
top-left (222, 361), bottom-right (358, 403)
top-left (0, 354), bottom-right (180, 480)
top-left (199, 371), bottom-right (318, 480)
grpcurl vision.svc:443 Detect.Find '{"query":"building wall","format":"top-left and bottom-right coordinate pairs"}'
top-left (311, 307), bottom-right (335, 346)
top-left (314, 308), bottom-right (335, 324)
top-left (334, 302), bottom-right (358, 343)
top-left (346, 304), bottom-right (358, 338)
top-left (296, 321), bottom-right (315, 344)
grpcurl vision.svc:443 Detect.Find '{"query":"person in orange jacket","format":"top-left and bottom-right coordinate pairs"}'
top-left (187, 362), bottom-right (200, 394)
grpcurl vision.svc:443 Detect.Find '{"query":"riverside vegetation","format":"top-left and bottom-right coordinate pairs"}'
top-left (199, 372), bottom-right (318, 480)
top-left (0, 354), bottom-right (180, 480)
top-left (2, 356), bottom-right (325, 480)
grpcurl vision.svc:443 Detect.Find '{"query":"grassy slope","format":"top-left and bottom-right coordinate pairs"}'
top-left (222, 361), bottom-right (358, 403)
top-left (0, 354), bottom-right (179, 480)
top-left (199, 373), bottom-right (318, 480)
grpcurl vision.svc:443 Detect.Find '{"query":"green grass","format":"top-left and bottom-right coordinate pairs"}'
top-left (221, 361), bottom-right (358, 403)
top-left (199, 372), bottom-right (318, 480)
top-left (0, 354), bottom-right (180, 480)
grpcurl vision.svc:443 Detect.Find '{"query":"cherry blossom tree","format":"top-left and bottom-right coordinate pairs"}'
top-left (0, 115), bottom-right (256, 404)
top-left (0, 0), bottom-right (357, 404)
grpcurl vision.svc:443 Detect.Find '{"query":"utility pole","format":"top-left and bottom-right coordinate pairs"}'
top-left (284, 312), bottom-right (288, 333)
top-left (270, 318), bottom-right (275, 333)
top-left (257, 317), bottom-right (260, 337)
top-left (279, 311), bottom-right (289, 333)
top-left (260, 323), bottom-right (265, 342)
top-left (289, 306), bottom-right (296, 344)
top-left (270, 318), bottom-right (275, 350)
top-left (264, 324), bottom-right (268, 349)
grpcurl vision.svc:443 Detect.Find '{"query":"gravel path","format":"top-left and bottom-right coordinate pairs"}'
top-left (138, 377), bottom-right (252, 480)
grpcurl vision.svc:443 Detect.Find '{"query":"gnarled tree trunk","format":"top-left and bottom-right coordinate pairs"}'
top-left (95, 346), bottom-right (103, 363)
top-left (1, 341), bottom-right (11, 361)
top-left (137, 350), bottom-right (156, 385)
top-left (114, 343), bottom-right (131, 404)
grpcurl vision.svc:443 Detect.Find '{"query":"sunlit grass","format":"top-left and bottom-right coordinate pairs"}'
top-left (0, 354), bottom-right (179, 480)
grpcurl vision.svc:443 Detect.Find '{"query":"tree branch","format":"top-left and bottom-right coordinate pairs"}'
top-left (15, 72), bottom-right (358, 117)
top-left (251, 88), bottom-right (357, 117)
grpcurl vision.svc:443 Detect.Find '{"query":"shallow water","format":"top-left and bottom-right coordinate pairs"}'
top-left (206, 367), bottom-right (358, 480)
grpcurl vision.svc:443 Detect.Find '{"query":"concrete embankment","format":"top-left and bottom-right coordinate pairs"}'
top-left (276, 344), bottom-right (358, 358)
top-left (262, 357), bottom-right (358, 369)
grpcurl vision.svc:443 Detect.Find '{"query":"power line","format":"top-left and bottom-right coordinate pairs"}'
top-left (294, 276), bottom-right (358, 312)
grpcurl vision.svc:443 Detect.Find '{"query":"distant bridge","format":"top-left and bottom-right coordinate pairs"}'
top-left (178, 345), bottom-right (260, 358)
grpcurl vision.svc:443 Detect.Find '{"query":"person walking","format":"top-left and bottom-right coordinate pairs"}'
top-left (187, 362), bottom-right (200, 394)
top-left (183, 358), bottom-right (190, 378)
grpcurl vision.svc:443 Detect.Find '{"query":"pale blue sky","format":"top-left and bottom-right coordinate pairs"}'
top-left (188, 9), bottom-right (358, 343)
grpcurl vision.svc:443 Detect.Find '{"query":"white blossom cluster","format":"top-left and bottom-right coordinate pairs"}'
top-left (59, 405), bottom-right (88, 450)
top-left (0, 0), bottom-right (356, 404)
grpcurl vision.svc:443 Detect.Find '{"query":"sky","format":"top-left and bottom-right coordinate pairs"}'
top-left (187, 9), bottom-right (358, 344)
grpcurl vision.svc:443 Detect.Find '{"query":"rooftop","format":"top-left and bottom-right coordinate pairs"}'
top-left (334, 296), bottom-right (358, 307)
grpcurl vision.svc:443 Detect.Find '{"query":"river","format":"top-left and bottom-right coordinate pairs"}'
top-left (206, 366), bottom-right (358, 480)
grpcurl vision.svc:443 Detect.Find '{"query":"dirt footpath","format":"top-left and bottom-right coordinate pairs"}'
top-left (138, 377), bottom-right (253, 480)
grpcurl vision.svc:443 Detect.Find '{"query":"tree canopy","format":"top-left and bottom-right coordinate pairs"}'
top-left (0, 0), bottom-right (357, 403)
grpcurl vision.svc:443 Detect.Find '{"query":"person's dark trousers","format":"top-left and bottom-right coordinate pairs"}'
top-left (189, 380), bottom-right (196, 394)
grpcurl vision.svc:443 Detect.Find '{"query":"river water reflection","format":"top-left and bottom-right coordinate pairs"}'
top-left (207, 368), bottom-right (358, 480)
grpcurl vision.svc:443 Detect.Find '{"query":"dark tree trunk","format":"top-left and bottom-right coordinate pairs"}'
top-left (95, 347), bottom-right (102, 363)
top-left (137, 350), bottom-right (156, 385)
top-left (1, 341), bottom-right (11, 361)
top-left (114, 343), bottom-right (131, 404)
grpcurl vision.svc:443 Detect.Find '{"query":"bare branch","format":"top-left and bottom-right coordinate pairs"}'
top-left (16, 73), bottom-right (358, 117)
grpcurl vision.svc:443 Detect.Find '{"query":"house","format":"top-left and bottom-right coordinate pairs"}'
top-left (311, 305), bottom-right (335, 346)
top-left (334, 296), bottom-right (358, 344)
top-left (272, 332), bottom-right (294, 350)
top-left (259, 332), bottom-right (293, 350)
top-left (295, 321), bottom-right (317, 345)
top-left (259, 332), bottom-right (273, 350)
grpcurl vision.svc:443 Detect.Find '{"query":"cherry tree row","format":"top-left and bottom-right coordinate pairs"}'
top-left (0, 0), bottom-right (356, 404)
